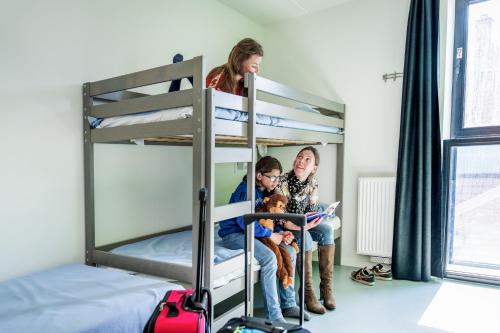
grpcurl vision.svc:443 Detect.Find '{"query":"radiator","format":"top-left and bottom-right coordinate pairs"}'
top-left (357, 177), bottom-right (396, 258)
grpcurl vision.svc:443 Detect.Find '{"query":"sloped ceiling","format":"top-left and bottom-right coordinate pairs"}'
top-left (218, 0), bottom-right (353, 25)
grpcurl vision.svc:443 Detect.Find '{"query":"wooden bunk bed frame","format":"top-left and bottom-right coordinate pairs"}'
top-left (83, 56), bottom-right (345, 329)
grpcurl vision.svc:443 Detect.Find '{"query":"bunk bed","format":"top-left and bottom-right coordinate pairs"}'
top-left (83, 56), bottom-right (345, 330)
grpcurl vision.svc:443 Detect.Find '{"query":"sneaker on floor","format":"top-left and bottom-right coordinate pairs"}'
top-left (351, 267), bottom-right (375, 286)
top-left (282, 306), bottom-right (311, 321)
top-left (370, 264), bottom-right (393, 280)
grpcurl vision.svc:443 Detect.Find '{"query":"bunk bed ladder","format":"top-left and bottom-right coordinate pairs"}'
top-left (205, 73), bottom-right (258, 330)
top-left (83, 82), bottom-right (95, 266)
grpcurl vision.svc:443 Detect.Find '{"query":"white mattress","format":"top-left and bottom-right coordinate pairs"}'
top-left (0, 264), bottom-right (183, 333)
top-left (90, 106), bottom-right (343, 134)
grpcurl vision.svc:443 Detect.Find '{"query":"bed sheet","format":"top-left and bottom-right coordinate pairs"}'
top-left (0, 264), bottom-right (182, 333)
top-left (110, 228), bottom-right (252, 288)
top-left (110, 229), bottom-right (242, 265)
top-left (89, 106), bottom-right (343, 134)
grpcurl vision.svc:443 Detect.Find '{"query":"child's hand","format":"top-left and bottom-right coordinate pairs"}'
top-left (282, 231), bottom-right (294, 244)
top-left (270, 232), bottom-right (283, 245)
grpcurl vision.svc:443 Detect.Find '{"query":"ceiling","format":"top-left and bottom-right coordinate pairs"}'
top-left (218, 0), bottom-right (353, 25)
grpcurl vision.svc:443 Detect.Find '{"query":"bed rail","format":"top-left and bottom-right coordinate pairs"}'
top-left (252, 75), bottom-right (345, 115)
top-left (89, 58), bottom-right (198, 97)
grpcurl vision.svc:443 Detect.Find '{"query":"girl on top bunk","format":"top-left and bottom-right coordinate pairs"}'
top-left (275, 146), bottom-right (337, 314)
top-left (206, 37), bottom-right (263, 95)
top-left (218, 156), bottom-right (310, 322)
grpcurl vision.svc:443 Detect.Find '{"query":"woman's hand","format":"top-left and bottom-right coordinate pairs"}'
top-left (281, 231), bottom-right (294, 245)
top-left (270, 232), bottom-right (283, 245)
top-left (305, 212), bottom-right (322, 230)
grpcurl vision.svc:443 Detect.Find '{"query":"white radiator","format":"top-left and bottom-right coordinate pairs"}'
top-left (357, 177), bottom-right (396, 258)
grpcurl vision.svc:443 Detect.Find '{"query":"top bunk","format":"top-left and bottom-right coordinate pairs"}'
top-left (84, 56), bottom-right (345, 146)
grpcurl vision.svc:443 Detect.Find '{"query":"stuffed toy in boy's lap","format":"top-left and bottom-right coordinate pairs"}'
top-left (257, 193), bottom-right (299, 289)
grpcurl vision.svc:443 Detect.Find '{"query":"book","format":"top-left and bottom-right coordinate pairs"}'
top-left (306, 201), bottom-right (340, 222)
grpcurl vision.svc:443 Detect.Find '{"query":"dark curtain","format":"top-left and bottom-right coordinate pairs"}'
top-left (392, 0), bottom-right (443, 281)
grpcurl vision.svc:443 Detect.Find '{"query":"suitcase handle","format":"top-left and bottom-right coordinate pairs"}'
top-left (243, 212), bottom-right (306, 326)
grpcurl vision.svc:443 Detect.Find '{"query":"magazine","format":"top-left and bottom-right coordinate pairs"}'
top-left (306, 201), bottom-right (340, 222)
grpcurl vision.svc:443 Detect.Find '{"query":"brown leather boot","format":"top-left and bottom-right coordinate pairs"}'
top-left (318, 244), bottom-right (336, 310)
top-left (303, 250), bottom-right (326, 314)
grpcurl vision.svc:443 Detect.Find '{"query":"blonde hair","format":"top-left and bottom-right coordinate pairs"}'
top-left (208, 38), bottom-right (263, 94)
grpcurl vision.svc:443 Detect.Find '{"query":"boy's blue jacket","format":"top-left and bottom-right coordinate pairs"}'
top-left (218, 180), bottom-right (273, 238)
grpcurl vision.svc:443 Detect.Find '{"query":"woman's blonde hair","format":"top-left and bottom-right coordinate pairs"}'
top-left (208, 38), bottom-right (263, 94)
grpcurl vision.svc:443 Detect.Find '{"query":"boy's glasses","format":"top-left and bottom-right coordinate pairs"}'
top-left (262, 174), bottom-right (281, 182)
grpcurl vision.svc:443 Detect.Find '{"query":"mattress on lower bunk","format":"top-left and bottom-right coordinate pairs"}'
top-left (110, 229), bottom-right (251, 288)
top-left (0, 264), bottom-right (182, 333)
top-left (89, 106), bottom-right (343, 134)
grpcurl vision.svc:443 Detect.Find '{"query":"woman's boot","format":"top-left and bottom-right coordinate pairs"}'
top-left (318, 244), bottom-right (336, 310)
top-left (304, 250), bottom-right (326, 314)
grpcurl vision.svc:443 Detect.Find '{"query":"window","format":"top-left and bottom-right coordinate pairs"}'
top-left (445, 0), bottom-right (500, 284)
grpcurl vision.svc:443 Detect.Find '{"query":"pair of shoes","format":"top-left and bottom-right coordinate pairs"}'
top-left (370, 264), bottom-right (393, 280)
top-left (282, 306), bottom-right (311, 321)
top-left (351, 267), bottom-right (375, 286)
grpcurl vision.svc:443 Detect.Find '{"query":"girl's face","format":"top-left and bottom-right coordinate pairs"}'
top-left (240, 54), bottom-right (262, 75)
top-left (256, 168), bottom-right (281, 191)
top-left (293, 149), bottom-right (317, 181)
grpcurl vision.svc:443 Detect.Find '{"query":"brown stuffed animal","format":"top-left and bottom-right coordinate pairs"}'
top-left (257, 193), bottom-right (299, 289)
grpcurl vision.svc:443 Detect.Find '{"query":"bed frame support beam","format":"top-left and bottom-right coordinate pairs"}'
top-left (89, 58), bottom-right (198, 97)
top-left (213, 201), bottom-right (252, 224)
top-left (255, 76), bottom-right (345, 115)
top-left (90, 89), bottom-right (193, 118)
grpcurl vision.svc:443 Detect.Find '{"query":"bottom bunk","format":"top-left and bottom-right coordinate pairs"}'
top-left (0, 264), bottom-right (183, 333)
top-left (99, 214), bottom-right (341, 292)
top-left (109, 227), bottom-right (255, 290)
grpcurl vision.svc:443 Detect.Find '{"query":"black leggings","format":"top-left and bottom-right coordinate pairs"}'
top-left (168, 53), bottom-right (193, 92)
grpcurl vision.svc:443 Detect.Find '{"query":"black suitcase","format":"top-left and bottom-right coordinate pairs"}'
top-left (144, 188), bottom-right (211, 333)
top-left (217, 212), bottom-right (312, 333)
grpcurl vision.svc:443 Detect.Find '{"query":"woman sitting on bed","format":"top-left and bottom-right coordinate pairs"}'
top-left (206, 38), bottom-right (263, 96)
top-left (218, 156), bottom-right (310, 323)
top-left (275, 146), bottom-right (336, 314)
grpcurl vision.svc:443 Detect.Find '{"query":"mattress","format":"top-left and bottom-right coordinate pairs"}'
top-left (110, 229), bottom-right (252, 288)
top-left (89, 106), bottom-right (343, 134)
top-left (0, 264), bottom-right (182, 333)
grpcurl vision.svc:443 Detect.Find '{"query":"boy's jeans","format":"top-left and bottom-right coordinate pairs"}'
top-left (221, 232), bottom-right (297, 321)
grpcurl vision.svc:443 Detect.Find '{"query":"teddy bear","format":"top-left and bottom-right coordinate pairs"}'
top-left (257, 193), bottom-right (299, 289)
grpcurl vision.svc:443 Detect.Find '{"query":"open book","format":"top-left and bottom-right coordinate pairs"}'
top-left (306, 201), bottom-right (340, 222)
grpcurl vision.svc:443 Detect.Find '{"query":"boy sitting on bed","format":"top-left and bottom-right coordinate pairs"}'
top-left (218, 156), bottom-right (310, 323)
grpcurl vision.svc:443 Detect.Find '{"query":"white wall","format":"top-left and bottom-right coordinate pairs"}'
top-left (268, 145), bottom-right (337, 205)
top-left (262, 0), bottom-right (411, 268)
top-left (0, 0), bottom-right (263, 282)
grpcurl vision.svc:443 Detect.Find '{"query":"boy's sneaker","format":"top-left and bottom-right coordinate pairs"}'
top-left (282, 306), bottom-right (311, 321)
top-left (370, 264), bottom-right (393, 280)
top-left (351, 267), bottom-right (375, 286)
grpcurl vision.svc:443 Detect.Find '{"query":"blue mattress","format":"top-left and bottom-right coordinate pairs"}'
top-left (0, 264), bottom-right (182, 333)
top-left (110, 229), bottom-right (243, 265)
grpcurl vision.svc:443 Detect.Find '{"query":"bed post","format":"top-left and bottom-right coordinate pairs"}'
top-left (244, 72), bottom-right (257, 316)
top-left (83, 82), bottom-right (96, 266)
top-left (205, 87), bottom-right (216, 326)
top-left (191, 56), bottom-right (206, 287)
top-left (335, 110), bottom-right (345, 266)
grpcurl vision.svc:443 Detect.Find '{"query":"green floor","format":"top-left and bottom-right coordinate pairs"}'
top-left (247, 264), bottom-right (500, 332)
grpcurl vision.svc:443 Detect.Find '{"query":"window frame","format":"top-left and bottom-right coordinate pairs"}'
top-left (451, 0), bottom-right (500, 138)
top-left (442, 137), bottom-right (500, 285)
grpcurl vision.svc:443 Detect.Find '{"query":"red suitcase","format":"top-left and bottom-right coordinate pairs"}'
top-left (144, 188), bottom-right (211, 333)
